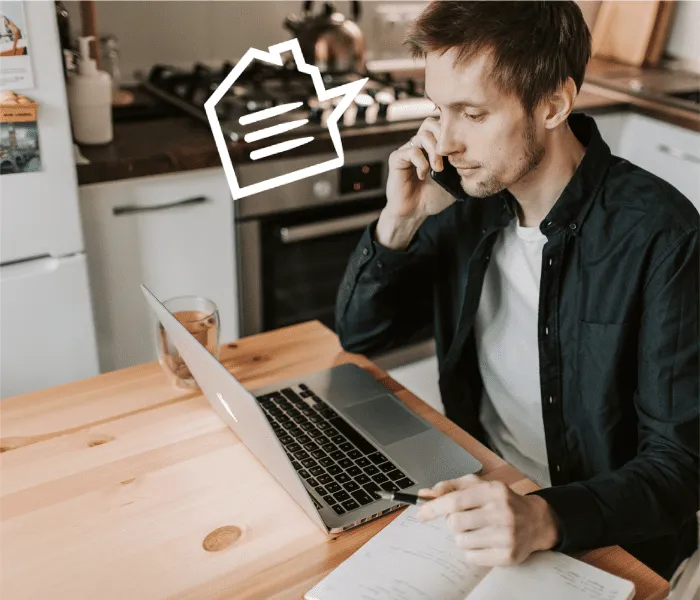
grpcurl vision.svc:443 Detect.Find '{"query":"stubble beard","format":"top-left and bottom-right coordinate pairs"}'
top-left (462, 117), bottom-right (545, 199)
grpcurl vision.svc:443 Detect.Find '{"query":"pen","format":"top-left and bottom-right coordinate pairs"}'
top-left (377, 490), bottom-right (434, 506)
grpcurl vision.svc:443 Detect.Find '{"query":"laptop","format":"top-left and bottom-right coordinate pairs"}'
top-left (142, 284), bottom-right (482, 534)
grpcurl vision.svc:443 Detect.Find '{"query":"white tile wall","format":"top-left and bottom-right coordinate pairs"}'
top-left (63, 0), bottom-right (700, 82)
top-left (63, 0), bottom-right (429, 82)
top-left (666, 0), bottom-right (700, 65)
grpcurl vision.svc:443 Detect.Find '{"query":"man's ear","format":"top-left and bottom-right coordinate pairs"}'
top-left (542, 77), bottom-right (577, 130)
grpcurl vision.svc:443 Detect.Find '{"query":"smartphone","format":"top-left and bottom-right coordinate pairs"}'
top-left (420, 148), bottom-right (466, 201)
top-left (430, 161), bottom-right (466, 200)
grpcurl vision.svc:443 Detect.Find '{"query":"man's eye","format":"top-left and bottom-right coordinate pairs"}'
top-left (464, 113), bottom-right (486, 122)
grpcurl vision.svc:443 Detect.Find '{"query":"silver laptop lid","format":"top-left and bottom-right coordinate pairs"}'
top-left (141, 284), bottom-right (327, 533)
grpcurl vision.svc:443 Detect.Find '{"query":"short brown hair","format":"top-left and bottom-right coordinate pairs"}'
top-left (404, 1), bottom-right (591, 114)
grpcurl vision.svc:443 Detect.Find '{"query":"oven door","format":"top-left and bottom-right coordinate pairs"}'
top-left (234, 142), bottom-right (436, 368)
top-left (236, 195), bottom-right (434, 364)
top-left (246, 196), bottom-right (386, 332)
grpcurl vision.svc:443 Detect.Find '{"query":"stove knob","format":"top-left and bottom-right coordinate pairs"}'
top-left (246, 99), bottom-right (274, 112)
top-left (354, 93), bottom-right (373, 123)
top-left (309, 105), bottom-right (323, 124)
top-left (313, 180), bottom-right (333, 200)
top-left (374, 91), bottom-right (394, 120)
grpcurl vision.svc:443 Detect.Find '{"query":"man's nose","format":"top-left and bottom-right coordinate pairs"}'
top-left (435, 123), bottom-right (463, 156)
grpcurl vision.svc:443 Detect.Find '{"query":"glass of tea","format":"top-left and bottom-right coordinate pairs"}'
top-left (156, 296), bottom-right (220, 389)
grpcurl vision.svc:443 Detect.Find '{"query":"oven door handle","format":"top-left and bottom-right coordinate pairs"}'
top-left (279, 210), bottom-right (383, 243)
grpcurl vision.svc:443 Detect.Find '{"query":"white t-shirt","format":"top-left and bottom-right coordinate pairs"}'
top-left (474, 217), bottom-right (552, 488)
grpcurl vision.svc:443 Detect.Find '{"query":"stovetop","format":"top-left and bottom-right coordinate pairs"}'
top-left (137, 55), bottom-right (437, 142)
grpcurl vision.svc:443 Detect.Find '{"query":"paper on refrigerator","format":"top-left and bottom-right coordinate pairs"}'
top-left (0, 0), bottom-right (34, 90)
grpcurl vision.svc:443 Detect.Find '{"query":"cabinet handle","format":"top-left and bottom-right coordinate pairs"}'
top-left (113, 196), bottom-right (208, 216)
top-left (657, 144), bottom-right (700, 165)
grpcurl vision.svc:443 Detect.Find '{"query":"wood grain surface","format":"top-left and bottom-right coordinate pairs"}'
top-left (644, 0), bottom-right (677, 67)
top-left (592, 0), bottom-right (661, 67)
top-left (0, 321), bottom-right (670, 599)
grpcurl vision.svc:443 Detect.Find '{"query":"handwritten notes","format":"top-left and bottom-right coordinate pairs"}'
top-left (306, 505), bottom-right (489, 600)
top-left (467, 552), bottom-right (635, 600)
top-left (305, 505), bottom-right (635, 600)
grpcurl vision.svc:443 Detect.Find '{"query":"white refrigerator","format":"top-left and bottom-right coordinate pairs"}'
top-left (0, 0), bottom-right (99, 398)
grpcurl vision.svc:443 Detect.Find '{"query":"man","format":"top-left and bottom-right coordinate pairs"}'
top-left (335, 1), bottom-right (699, 581)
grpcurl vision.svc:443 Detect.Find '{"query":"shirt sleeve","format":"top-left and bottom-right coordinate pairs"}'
top-left (335, 217), bottom-right (437, 356)
top-left (528, 229), bottom-right (699, 552)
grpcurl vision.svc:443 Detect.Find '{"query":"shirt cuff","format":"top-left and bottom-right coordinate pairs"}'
top-left (363, 219), bottom-right (423, 273)
top-left (526, 484), bottom-right (605, 553)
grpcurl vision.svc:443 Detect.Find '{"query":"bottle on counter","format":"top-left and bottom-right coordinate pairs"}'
top-left (100, 35), bottom-right (121, 94)
top-left (67, 35), bottom-right (113, 145)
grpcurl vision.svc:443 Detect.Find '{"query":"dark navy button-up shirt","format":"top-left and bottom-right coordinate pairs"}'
top-left (336, 113), bottom-right (699, 579)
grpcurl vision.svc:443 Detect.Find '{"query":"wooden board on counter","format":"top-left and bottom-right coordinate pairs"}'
top-left (645, 0), bottom-right (677, 67)
top-left (592, 0), bottom-right (662, 67)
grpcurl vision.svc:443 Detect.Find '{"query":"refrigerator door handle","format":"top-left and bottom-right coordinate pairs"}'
top-left (0, 255), bottom-right (61, 278)
top-left (112, 195), bottom-right (209, 216)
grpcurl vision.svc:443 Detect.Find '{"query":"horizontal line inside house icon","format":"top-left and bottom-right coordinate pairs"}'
top-left (249, 136), bottom-right (315, 161)
top-left (241, 102), bottom-right (315, 159)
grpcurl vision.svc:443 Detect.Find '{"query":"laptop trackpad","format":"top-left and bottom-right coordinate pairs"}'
top-left (344, 394), bottom-right (430, 446)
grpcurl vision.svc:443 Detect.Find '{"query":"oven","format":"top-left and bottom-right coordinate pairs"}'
top-left (234, 144), bottom-right (435, 370)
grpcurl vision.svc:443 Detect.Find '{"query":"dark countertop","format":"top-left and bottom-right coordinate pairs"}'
top-left (76, 58), bottom-right (699, 186)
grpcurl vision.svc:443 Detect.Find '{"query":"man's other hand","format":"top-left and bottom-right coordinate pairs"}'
top-left (416, 474), bottom-right (561, 566)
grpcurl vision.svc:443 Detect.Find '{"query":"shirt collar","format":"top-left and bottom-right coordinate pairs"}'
top-left (489, 113), bottom-right (613, 236)
top-left (538, 113), bottom-right (613, 237)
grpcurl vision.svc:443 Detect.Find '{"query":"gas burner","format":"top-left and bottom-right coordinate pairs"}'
top-left (139, 59), bottom-right (437, 141)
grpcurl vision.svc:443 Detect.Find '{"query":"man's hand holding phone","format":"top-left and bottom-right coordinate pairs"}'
top-left (376, 117), bottom-right (458, 251)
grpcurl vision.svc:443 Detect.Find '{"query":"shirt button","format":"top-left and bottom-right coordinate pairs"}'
top-left (376, 260), bottom-right (384, 269)
top-left (569, 223), bottom-right (577, 231)
top-left (548, 258), bottom-right (553, 267)
top-left (549, 396), bottom-right (554, 404)
top-left (361, 247), bottom-right (369, 256)
top-left (545, 326), bottom-right (549, 335)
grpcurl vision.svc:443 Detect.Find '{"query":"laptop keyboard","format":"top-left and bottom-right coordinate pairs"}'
top-left (256, 383), bottom-right (416, 516)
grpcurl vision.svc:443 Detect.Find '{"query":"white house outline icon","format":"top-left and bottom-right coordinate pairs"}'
top-left (204, 38), bottom-right (368, 200)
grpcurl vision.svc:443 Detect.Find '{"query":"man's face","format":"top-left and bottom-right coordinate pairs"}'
top-left (424, 48), bottom-right (545, 198)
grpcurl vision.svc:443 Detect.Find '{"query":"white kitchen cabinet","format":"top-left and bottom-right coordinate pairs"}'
top-left (618, 113), bottom-right (700, 213)
top-left (79, 168), bottom-right (239, 373)
top-left (592, 112), bottom-right (627, 155)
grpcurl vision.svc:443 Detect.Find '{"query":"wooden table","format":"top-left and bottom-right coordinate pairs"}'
top-left (0, 321), bottom-right (670, 599)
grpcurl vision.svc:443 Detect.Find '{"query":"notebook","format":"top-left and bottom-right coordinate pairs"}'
top-left (304, 504), bottom-right (635, 600)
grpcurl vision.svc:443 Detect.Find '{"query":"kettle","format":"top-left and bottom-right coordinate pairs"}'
top-left (284, 1), bottom-right (366, 74)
